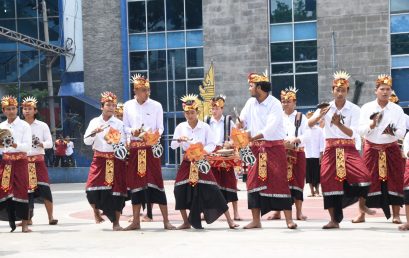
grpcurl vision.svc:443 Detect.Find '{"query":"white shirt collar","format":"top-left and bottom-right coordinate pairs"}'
top-left (210, 115), bottom-right (224, 124)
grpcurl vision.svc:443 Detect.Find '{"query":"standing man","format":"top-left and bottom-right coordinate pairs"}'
top-left (308, 71), bottom-right (371, 229)
top-left (0, 96), bottom-right (32, 232)
top-left (355, 74), bottom-right (406, 224)
top-left (123, 74), bottom-right (175, 230)
top-left (84, 92), bottom-right (127, 231)
top-left (53, 135), bottom-right (66, 167)
top-left (64, 136), bottom-right (74, 167)
top-left (206, 95), bottom-right (241, 221)
top-left (269, 87), bottom-right (308, 221)
top-left (238, 72), bottom-right (297, 229)
top-left (22, 96), bottom-right (58, 225)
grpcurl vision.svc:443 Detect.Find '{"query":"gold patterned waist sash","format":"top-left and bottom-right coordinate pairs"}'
top-left (2, 152), bottom-right (27, 161)
top-left (130, 141), bottom-right (147, 177)
top-left (130, 141), bottom-right (148, 148)
top-left (1, 153), bottom-right (27, 192)
top-left (94, 151), bottom-right (114, 186)
top-left (27, 155), bottom-right (44, 191)
top-left (325, 139), bottom-right (352, 182)
top-left (27, 154), bottom-right (45, 162)
top-left (365, 140), bottom-right (398, 182)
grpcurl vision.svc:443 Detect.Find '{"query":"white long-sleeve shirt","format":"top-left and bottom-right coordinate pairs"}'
top-left (84, 115), bottom-right (125, 152)
top-left (123, 98), bottom-right (164, 140)
top-left (304, 125), bottom-right (325, 158)
top-left (358, 100), bottom-right (406, 144)
top-left (171, 121), bottom-right (216, 154)
top-left (239, 96), bottom-right (286, 141)
top-left (283, 110), bottom-right (308, 147)
top-left (208, 115), bottom-right (234, 146)
top-left (0, 117), bottom-right (31, 153)
top-left (310, 100), bottom-right (360, 139)
top-left (27, 119), bottom-right (53, 156)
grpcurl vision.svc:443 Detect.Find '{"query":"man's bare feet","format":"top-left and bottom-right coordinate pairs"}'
top-left (243, 220), bottom-right (262, 229)
top-left (113, 225), bottom-right (123, 231)
top-left (392, 217), bottom-right (402, 224)
top-left (234, 216), bottom-right (242, 221)
top-left (176, 222), bottom-right (191, 230)
top-left (22, 228), bottom-right (32, 233)
top-left (296, 214), bottom-right (307, 221)
top-left (124, 222), bottom-right (141, 231)
top-left (398, 223), bottom-right (409, 231)
top-left (228, 221), bottom-right (240, 229)
top-left (307, 194), bottom-right (315, 197)
top-left (267, 212), bottom-right (281, 220)
top-left (17, 220), bottom-right (33, 226)
top-left (142, 216), bottom-right (153, 222)
top-left (49, 219), bottom-right (58, 225)
top-left (322, 221), bottom-right (339, 229)
top-left (128, 217), bottom-right (133, 223)
top-left (352, 213), bottom-right (365, 223)
top-left (94, 212), bottom-right (105, 224)
top-left (287, 221), bottom-right (298, 229)
top-left (363, 206), bottom-right (376, 215)
top-left (164, 221), bottom-right (176, 230)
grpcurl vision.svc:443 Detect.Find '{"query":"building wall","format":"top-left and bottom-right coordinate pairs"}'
top-left (203, 0), bottom-right (270, 112)
top-left (317, 0), bottom-right (390, 105)
top-left (82, 0), bottom-right (123, 101)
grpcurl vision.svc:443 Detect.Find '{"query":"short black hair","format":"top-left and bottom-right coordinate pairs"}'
top-left (255, 81), bottom-right (271, 93)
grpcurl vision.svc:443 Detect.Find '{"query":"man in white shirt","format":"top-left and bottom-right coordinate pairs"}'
top-left (206, 95), bottom-right (241, 221)
top-left (123, 74), bottom-right (175, 230)
top-left (84, 92), bottom-right (127, 231)
top-left (64, 136), bottom-right (74, 167)
top-left (304, 111), bottom-right (324, 197)
top-left (269, 87), bottom-right (308, 221)
top-left (355, 74), bottom-right (406, 224)
top-left (22, 96), bottom-right (58, 226)
top-left (0, 96), bottom-right (32, 232)
top-left (308, 71), bottom-right (371, 229)
top-left (238, 72), bottom-right (297, 230)
top-left (171, 94), bottom-right (238, 229)
top-left (400, 132), bottom-right (409, 231)
top-left (389, 91), bottom-right (409, 130)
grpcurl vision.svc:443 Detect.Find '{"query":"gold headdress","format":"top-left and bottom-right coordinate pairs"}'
top-left (211, 95), bottom-right (226, 108)
top-left (115, 102), bottom-right (124, 116)
top-left (181, 94), bottom-right (199, 111)
top-left (1, 95), bottom-right (18, 108)
top-left (280, 86), bottom-right (298, 101)
top-left (376, 74), bottom-right (392, 88)
top-left (130, 74), bottom-right (150, 89)
top-left (100, 91), bottom-right (117, 104)
top-left (332, 71), bottom-right (350, 88)
top-left (389, 90), bottom-right (399, 104)
top-left (248, 70), bottom-right (269, 84)
top-left (22, 96), bottom-right (37, 108)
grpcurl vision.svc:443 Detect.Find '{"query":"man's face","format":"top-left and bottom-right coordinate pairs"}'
top-left (281, 99), bottom-right (296, 113)
top-left (249, 83), bottom-right (257, 97)
top-left (375, 84), bottom-right (392, 102)
top-left (211, 106), bottom-right (223, 118)
top-left (101, 101), bottom-right (116, 117)
top-left (22, 106), bottom-right (36, 119)
top-left (332, 86), bottom-right (348, 101)
top-left (184, 109), bottom-right (198, 123)
top-left (134, 87), bottom-right (150, 102)
top-left (2, 106), bottom-right (17, 119)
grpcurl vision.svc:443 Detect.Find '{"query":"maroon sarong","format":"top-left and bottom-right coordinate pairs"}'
top-left (287, 148), bottom-right (306, 200)
top-left (0, 153), bottom-right (29, 202)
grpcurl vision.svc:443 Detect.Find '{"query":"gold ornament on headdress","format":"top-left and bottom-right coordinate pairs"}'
top-left (130, 74), bottom-right (150, 89)
top-left (376, 74), bottom-right (392, 88)
top-left (22, 96), bottom-right (38, 108)
top-left (100, 91), bottom-right (117, 104)
top-left (248, 70), bottom-right (269, 84)
top-left (181, 94), bottom-right (199, 111)
top-left (280, 86), bottom-right (298, 101)
top-left (115, 102), bottom-right (124, 116)
top-left (211, 94), bottom-right (226, 108)
top-left (332, 71), bottom-right (350, 88)
top-left (1, 95), bottom-right (18, 108)
top-left (389, 90), bottom-right (399, 104)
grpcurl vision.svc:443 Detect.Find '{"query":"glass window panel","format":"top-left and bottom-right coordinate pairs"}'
top-left (270, 24), bottom-right (293, 42)
top-left (39, 17), bottom-right (60, 42)
top-left (391, 0), bottom-right (409, 14)
top-left (391, 14), bottom-right (409, 33)
top-left (16, 0), bottom-right (38, 18)
top-left (167, 49), bottom-right (186, 79)
top-left (271, 75), bottom-right (294, 98)
top-left (187, 48), bottom-right (203, 67)
top-left (295, 73), bottom-right (318, 106)
top-left (166, 81), bottom-right (187, 111)
top-left (0, 0), bottom-right (15, 19)
top-left (186, 0), bottom-right (203, 29)
top-left (17, 18), bottom-right (38, 38)
top-left (294, 0), bottom-right (316, 22)
top-left (270, 0), bottom-right (292, 24)
top-left (0, 51), bottom-right (17, 82)
top-left (391, 68), bottom-right (409, 101)
top-left (295, 62), bottom-right (317, 72)
top-left (186, 30), bottom-right (203, 47)
top-left (295, 40), bottom-right (317, 61)
top-left (128, 1), bottom-right (146, 33)
top-left (0, 20), bottom-right (15, 43)
top-left (392, 55), bottom-right (409, 68)
top-left (148, 33), bottom-right (166, 49)
top-left (167, 32), bottom-right (185, 48)
top-left (271, 42), bottom-right (293, 62)
top-left (149, 81), bottom-right (168, 109)
top-left (187, 68), bottom-right (204, 79)
top-left (294, 22), bottom-right (316, 40)
top-left (45, 0), bottom-right (59, 17)
top-left (19, 50), bottom-right (40, 82)
top-left (0, 42), bottom-right (17, 51)
top-left (130, 51), bottom-right (147, 71)
top-left (166, 0), bottom-right (184, 31)
top-left (187, 80), bottom-right (202, 100)
top-left (391, 33), bottom-right (409, 55)
top-left (148, 50), bottom-right (166, 81)
top-left (147, 0), bottom-right (165, 32)
top-left (271, 63), bottom-right (293, 74)
top-left (129, 34), bottom-right (147, 51)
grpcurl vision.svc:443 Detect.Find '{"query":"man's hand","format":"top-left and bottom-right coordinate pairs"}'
top-left (92, 126), bottom-right (104, 135)
top-left (177, 136), bottom-right (190, 143)
top-left (369, 113), bottom-right (380, 129)
top-left (319, 106), bottom-right (330, 118)
top-left (383, 124), bottom-right (396, 136)
top-left (236, 120), bottom-right (244, 129)
top-left (132, 129), bottom-right (141, 137)
top-left (331, 113), bottom-right (342, 127)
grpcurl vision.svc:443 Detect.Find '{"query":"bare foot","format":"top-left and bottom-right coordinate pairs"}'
top-left (243, 220), bottom-right (262, 229)
top-left (22, 227), bottom-right (32, 233)
top-left (307, 194), bottom-right (315, 197)
top-left (398, 223), bottom-right (409, 231)
top-left (296, 214), bottom-right (307, 221)
top-left (392, 217), bottom-right (402, 224)
top-left (267, 212), bottom-right (281, 220)
top-left (113, 225), bottom-right (123, 231)
top-left (142, 216), bottom-right (153, 222)
top-left (234, 216), bottom-right (242, 221)
top-left (322, 221), bottom-right (339, 229)
top-left (352, 213), bottom-right (365, 223)
top-left (177, 222), bottom-right (191, 230)
top-left (17, 220), bottom-right (33, 226)
top-left (287, 221), bottom-right (298, 229)
top-left (94, 212), bottom-right (105, 224)
top-left (124, 222), bottom-right (140, 231)
top-left (49, 219), bottom-right (58, 225)
top-left (164, 222), bottom-right (176, 230)
top-left (128, 217), bottom-right (133, 223)
top-left (228, 222), bottom-right (240, 229)
top-left (363, 206), bottom-right (376, 215)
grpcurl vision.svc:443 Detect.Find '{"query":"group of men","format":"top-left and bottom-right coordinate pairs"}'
top-left (1, 69), bottom-right (409, 232)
